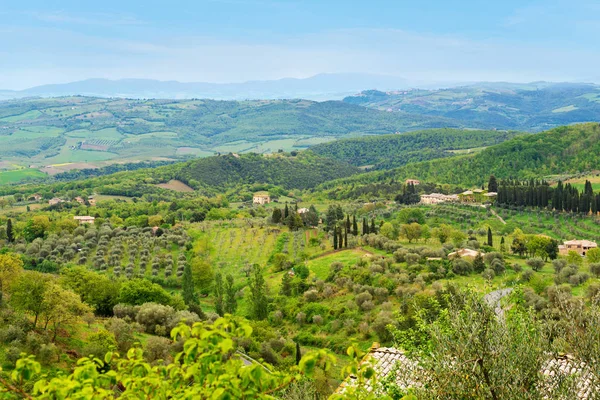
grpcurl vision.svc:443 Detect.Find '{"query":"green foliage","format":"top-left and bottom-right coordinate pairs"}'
top-left (2, 316), bottom-right (336, 399)
top-left (311, 128), bottom-right (520, 170)
top-left (119, 279), bottom-right (173, 306)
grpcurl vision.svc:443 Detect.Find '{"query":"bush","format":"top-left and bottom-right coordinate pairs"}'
top-left (0, 325), bottom-right (25, 344)
top-left (144, 336), bottom-right (172, 363)
top-left (482, 268), bottom-right (496, 280)
top-left (303, 289), bottom-right (319, 303)
top-left (590, 263), bottom-right (600, 277)
top-left (526, 257), bottom-right (545, 272)
top-left (512, 263), bottom-right (523, 273)
top-left (355, 291), bottom-right (373, 308)
top-left (136, 303), bottom-right (175, 335)
top-left (552, 259), bottom-right (567, 273)
top-left (113, 304), bottom-right (140, 320)
top-left (405, 253), bottom-right (420, 266)
top-left (452, 259), bottom-right (472, 276)
top-left (521, 270), bottom-right (534, 282)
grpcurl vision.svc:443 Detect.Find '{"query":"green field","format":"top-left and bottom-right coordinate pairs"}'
top-left (0, 168), bottom-right (46, 184)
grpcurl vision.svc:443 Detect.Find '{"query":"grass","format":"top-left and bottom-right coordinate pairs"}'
top-left (307, 248), bottom-right (371, 280)
top-left (0, 169), bottom-right (46, 184)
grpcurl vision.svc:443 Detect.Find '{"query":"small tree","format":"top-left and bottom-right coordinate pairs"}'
top-left (526, 257), bottom-right (545, 272)
top-left (6, 218), bottom-right (13, 243)
top-left (182, 262), bottom-right (200, 308)
top-left (487, 227), bottom-right (493, 247)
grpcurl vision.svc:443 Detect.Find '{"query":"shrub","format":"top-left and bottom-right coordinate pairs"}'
top-left (521, 270), bottom-right (534, 282)
top-left (482, 268), bottom-right (496, 280)
top-left (405, 253), bottom-right (420, 266)
top-left (135, 303), bottom-right (175, 335)
top-left (590, 263), bottom-right (600, 278)
top-left (452, 259), bottom-right (472, 276)
top-left (512, 263), bottom-right (523, 273)
top-left (526, 257), bottom-right (545, 272)
top-left (312, 315), bottom-right (323, 325)
top-left (144, 336), bottom-right (172, 363)
top-left (552, 259), bottom-right (567, 273)
top-left (355, 291), bottom-right (373, 308)
top-left (360, 300), bottom-right (375, 312)
top-left (303, 289), bottom-right (319, 303)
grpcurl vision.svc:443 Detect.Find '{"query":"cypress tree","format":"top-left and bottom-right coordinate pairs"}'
top-left (487, 227), bottom-right (493, 247)
top-left (338, 227), bottom-right (344, 248)
top-left (249, 265), bottom-right (268, 320)
top-left (344, 228), bottom-right (348, 248)
top-left (333, 227), bottom-right (338, 250)
top-left (280, 272), bottom-right (292, 296)
top-left (352, 215), bottom-right (358, 236)
top-left (346, 215), bottom-right (351, 231)
top-left (224, 274), bottom-right (237, 314)
top-left (370, 219), bottom-right (376, 234)
top-left (295, 342), bottom-right (302, 365)
top-left (182, 262), bottom-right (200, 306)
top-left (214, 272), bottom-right (224, 316)
top-left (284, 203), bottom-right (289, 219)
top-left (500, 236), bottom-right (506, 253)
top-left (6, 218), bottom-right (13, 243)
top-left (272, 208), bottom-right (282, 224)
top-left (488, 175), bottom-right (498, 193)
top-left (363, 217), bottom-right (369, 235)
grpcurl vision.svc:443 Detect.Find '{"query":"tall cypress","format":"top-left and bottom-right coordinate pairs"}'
top-left (333, 227), bottom-right (338, 249)
top-left (182, 262), bottom-right (200, 307)
top-left (344, 228), bottom-right (348, 248)
top-left (214, 272), bottom-right (224, 316)
top-left (352, 215), bottom-right (358, 236)
top-left (370, 219), bottom-right (376, 234)
top-left (487, 227), bottom-right (493, 247)
top-left (363, 217), bottom-right (369, 235)
top-left (6, 219), bottom-right (13, 243)
top-left (284, 203), bottom-right (289, 219)
top-left (224, 274), bottom-right (237, 314)
top-left (338, 227), bottom-right (344, 248)
top-left (346, 215), bottom-right (351, 231)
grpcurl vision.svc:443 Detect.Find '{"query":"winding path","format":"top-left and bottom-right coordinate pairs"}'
top-left (484, 288), bottom-right (513, 318)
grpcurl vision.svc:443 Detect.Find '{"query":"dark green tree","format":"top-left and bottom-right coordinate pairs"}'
top-left (182, 262), bottom-right (200, 307)
top-left (6, 218), bottom-right (13, 243)
top-left (333, 227), bottom-right (338, 250)
top-left (248, 265), bottom-right (269, 320)
top-left (224, 274), bottom-right (237, 314)
top-left (370, 219), bottom-right (376, 234)
top-left (363, 217), bottom-right (369, 235)
top-left (214, 272), bottom-right (224, 316)
top-left (487, 227), bottom-right (493, 247)
top-left (473, 252), bottom-right (485, 273)
top-left (280, 272), bottom-right (292, 296)
top-left (488, 175), bottom-right (498, 192)
top-left (344, 228), bottom-right (348, 248)
top-left (271, 208), bottom-right (282, 224)
top-left (284, 203), bottom-right (289, 219)
top-left (352, 215), bottom-right (358, 236)
top-left (338, 227), bottom-right (344, 249)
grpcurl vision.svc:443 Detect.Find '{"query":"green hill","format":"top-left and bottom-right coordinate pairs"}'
top-left (317, 123), bottom-right (600, 197)
top-left (174, 152), bottom-right (360, 191)
top-left (344, 83), bottom-right (600, 131)
top-left (309, 128), bottom-right (522, 170)
top-left (0, 96), bottom-right (462, 169)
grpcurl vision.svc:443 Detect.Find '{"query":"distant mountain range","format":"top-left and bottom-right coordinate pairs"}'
top-left (344, 82), bottom-right (600, 131)
top-left (0, 73), bottom-right (410, 101)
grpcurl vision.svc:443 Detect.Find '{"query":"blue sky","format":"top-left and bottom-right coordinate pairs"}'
top-left (1, 0), bottom-right (599, 89)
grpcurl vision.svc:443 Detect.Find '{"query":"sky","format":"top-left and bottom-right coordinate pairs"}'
top-left (1, 0), bottom-right (599, 89)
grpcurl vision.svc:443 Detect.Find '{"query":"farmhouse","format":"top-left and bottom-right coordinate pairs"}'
top-left (48, 197), bottom-right (63, 206)
top-left (559, 239), bottom-right (598, 256)
top-left (74, 216), bottom-right (95, 225)
top-left (253, 192), bottom-right (271, 205)
top-left (297, 207), bottom-right (310, 214)
top-left (30, 193), bottom-right (42, 202)
top-left (420, 193), bottom-right (458, 204)
top-left (405, 179), bottom-right (420, 185)
top-left (74, 196), bottom-right (86, 205)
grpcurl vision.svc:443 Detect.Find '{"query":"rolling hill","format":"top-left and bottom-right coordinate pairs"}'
top-left (317, 123), bottom-right (600, 197)
top-left (0, 96), bottom-right (463, 173)
top-left (344, 82), bottom-right (600, 131)
top-left (309, 128), bottom-right (523, 170)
